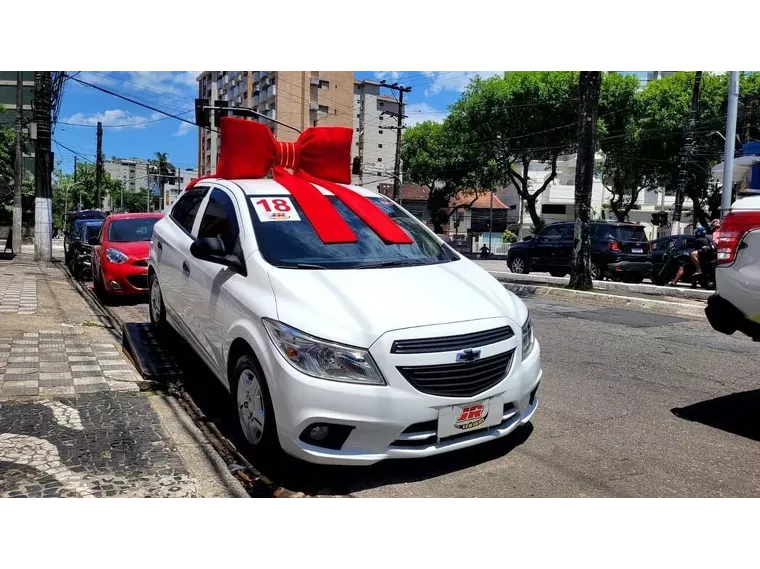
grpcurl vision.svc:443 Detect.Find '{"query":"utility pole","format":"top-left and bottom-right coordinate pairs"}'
top-left (721, 71), bottom-right (740, 218)
top-left (33, 71), bottom-right (53, 262)
top-left (95, 121), bottom-right (103, 209)
top-left (488, 190), bottom-right (494, 253)
top-left (672, 71), bottom-right (702, 230)
top-left (378, 81), bottom-right (411, 201)
top-left (357, 81), bottom-right (365, 185)
top-left (12, 71), bottom-right (23, 255)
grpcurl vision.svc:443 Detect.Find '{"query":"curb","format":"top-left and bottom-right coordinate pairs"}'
top-left (502, 283), bottom-right (707, 319)
top-left (488, 270), bottom-right (713, 301)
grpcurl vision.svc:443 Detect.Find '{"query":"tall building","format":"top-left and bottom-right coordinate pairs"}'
top-left (352, 80), bottom-right (404, 192)
top-left (103, 158), bottom-right (150, 193)
top-left (0, 72), bottom-right (36, 183)
top-left (197, 71), bottom-right (355, 176)
top-left (162, 168), bottom-right (198, 208)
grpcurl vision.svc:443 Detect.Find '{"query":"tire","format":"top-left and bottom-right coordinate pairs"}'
top-left (230, 354), bottom-right (278, 456)
top-left (149, 272), bottom-right (167, 330)
top-left (590, 261), bottom-right (604, 281)
top-left (628, 274), bottom-right (644, 285)
top-left (508, 255), bottom-right (529, 275)
top-left (93, 269), bottom-right (106, 298)
top-left (549, 270), bottom-right (567, 278)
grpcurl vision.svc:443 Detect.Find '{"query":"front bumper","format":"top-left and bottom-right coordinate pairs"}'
top-left (261, 329), bottom-right (542, 466)
top-left (705, 294), bottom-right (760, 341)
top-left (607, 260), bottom-right (652, 277)
top-left (102, 259), bottom-right (149, 295)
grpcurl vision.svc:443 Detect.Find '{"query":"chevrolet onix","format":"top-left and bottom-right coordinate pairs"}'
top-left (148, 179), bottom-right (542, 465)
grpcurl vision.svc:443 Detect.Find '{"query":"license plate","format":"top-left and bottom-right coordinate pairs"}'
top-left (437, 398), bottom-right (503, 440)
top-left (632, 248), bottom-right (643, 254)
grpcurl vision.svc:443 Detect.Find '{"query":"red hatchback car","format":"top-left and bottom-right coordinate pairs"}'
top-left (91, 213), bottom-right (163, 299)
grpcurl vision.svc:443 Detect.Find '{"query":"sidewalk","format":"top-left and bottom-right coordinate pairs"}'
top-left (0, 251), bottom-right (245, 498)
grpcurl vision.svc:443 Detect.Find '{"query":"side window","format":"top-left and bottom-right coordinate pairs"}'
top-left (538, 224), bottom-right (565, 241)
top-left (198, 189), bottom-right (240, 254)
top-left (561, 224), bottom-right (574, 239)
top-left (170, 187), bottom-right (209, 234)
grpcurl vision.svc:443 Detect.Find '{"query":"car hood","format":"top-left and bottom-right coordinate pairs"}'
top-left (106, 241), bottom-right (150, 258)
top-left (266, 258), bottom-right (528, 348)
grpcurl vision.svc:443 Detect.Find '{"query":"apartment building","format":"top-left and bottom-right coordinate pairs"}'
top-left (103, 158), bottom-right (150, 192)
top-left (197, 71), bottom-right (355, 176)
top-left (162, 167), bottom-right (198, 208)
top-left (351, 80), bottom-right (404, 192)
top-left (0, 72), bottom-right (36, 184)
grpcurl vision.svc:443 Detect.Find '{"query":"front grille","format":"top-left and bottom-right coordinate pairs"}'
top-left (133, 259), bottom-right (148, 267)
top-left (391, 326), bottom-right (514, 354)
top-left (126, 275), bottom-right (148, 289)
top-left (397, 350), bottom-right (514, 397)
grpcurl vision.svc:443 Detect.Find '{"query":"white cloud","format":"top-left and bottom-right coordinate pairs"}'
top-left (374, 71), bottom-right (404, 81)
top-left (423, 71), bottom-right (503, 96)
top-left (174, 122), bottom-right (194, 137)
top-left (74, 71), bottom-right (201, 97)
top-left (62, 109), bottom-right (163, 130)
top-left (405, 102), bottom-right (448, 126)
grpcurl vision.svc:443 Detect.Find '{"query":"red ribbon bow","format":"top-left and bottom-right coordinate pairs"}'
top-left (188, 117), bottom-right (412, 245)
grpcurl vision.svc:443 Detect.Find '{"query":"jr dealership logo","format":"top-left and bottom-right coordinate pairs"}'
top-left (454, 403), bottom-right (488, 430)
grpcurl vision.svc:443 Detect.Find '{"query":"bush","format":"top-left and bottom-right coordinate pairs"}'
top-left (502, 230), bottom-right (517, 244)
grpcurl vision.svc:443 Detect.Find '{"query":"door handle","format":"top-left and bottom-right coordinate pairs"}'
top-left (182, 261), bottom-right (190, 275)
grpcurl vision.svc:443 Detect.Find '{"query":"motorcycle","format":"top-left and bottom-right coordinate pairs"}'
top-left (654, 243), bottom-right (716, 290)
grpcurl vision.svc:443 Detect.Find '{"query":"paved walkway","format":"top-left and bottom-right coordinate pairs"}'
top-left (0, 251), bottom-right (245, 498)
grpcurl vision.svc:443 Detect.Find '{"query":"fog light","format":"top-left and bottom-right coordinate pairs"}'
top-left (309, 425), bottom-right (330, 441)
top-left (110, 281), bottom-right (121, 290)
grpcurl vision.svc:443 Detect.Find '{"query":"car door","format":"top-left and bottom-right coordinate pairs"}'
top-left (188, 186), bottom-right (248, 373)
top-left (155, 186), bottom-right (209, 340)
top-left (532, 223), bottom-right (567, 270)
top-left (555, 223), bottom-right (575, 269)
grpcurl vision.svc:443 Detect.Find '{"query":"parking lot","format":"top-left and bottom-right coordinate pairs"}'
top-left (95, 284), bottom-right (760, 497)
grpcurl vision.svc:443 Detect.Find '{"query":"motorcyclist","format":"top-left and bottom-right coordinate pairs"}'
top-left (690, 226), bottom-right (711, 276)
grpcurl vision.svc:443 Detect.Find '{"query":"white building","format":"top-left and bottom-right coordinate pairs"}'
top-left (103, 158), bottom-right (150, 193)
top-left (351, 80), bottom-right (403, 193)
top-left (162, 168), bottom-right (198, 209)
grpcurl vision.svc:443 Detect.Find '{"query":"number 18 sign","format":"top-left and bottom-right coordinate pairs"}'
top-left (251, 197), bottom-right (301, 222)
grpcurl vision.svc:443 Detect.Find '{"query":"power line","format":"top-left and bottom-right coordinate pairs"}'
top-left (57, 110), bottom-right (191, 128)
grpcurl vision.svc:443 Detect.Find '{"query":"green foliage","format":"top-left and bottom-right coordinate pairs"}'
top-left (501, 230), bottom-right (517, 243)
top-left (447, 71), bottom-right (580, 231)
top-left (598, 72), bottom-right (657, 221)
top-left (51, 163), bottom-right (125, 228)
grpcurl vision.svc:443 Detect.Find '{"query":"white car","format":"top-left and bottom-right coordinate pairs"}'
top-left (148, 178), bottom-right (542, 465)
top-left (706, 194), bottom-right (760, 341)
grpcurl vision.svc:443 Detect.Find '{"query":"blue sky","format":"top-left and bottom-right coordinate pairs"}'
top-left (53, 71), bottom-right (499, 174)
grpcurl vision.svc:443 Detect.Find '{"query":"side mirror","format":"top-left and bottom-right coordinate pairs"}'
top-left (190, 237), bottom-right (245, 274)
top-left (88, 237), bottom-right (100, 246)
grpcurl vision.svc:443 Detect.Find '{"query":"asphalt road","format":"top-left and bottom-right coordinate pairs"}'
top-left (96, 284), bottom-right (760, 497)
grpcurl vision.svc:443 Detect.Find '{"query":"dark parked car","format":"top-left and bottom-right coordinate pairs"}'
top-left (64, 210), bottom-right (106, 265)
top-left (506, 221), bottom-right (652, 282)
top-left (69, 220), bottom-right (104, 280)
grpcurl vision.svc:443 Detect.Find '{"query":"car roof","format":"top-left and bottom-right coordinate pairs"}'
top-left (203, 177), bottom-right (381, 198)
top-left (107, 212), bottom-right (164, 220)
top-left (69, 210), bottom-right (106, 219)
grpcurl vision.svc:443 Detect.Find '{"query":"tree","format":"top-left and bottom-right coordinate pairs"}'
top-left (449, 72), bottom-right (579, 232)
top-left (150, 152), bottom-right (176, 208)
top-left (51, 163), bottom-right (123, 228)
top-left (636, 72), bottom-right (728, 228)
top-left (569, 72), bottom-right (602, 290)
top-left (597, 73), bottom-right (658, 221)
top-left (401, 120), bottom-right (480, 233)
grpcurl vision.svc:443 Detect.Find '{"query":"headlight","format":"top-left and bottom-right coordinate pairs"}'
top-left (262, 319), bottom-right (386, 385)
top-left (105, 248), bottom-right (128, 264)
top-left (522, 313), bottom-right (535, 358)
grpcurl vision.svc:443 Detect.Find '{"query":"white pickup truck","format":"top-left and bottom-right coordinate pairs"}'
top-left (705, 194), bottom-right (760, 341)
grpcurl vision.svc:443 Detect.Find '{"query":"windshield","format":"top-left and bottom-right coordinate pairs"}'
top-left (108, 218), bottom-right (159, 242)
top-left (81, 222), bottom-right (103, 240)
top-left (248, 195), bottom-right (458, 269)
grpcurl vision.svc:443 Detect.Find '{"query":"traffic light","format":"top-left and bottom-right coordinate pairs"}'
top-left (352, 156), bottom-right (361, 176)
top-left (650, 211), bottom-right (668, 227)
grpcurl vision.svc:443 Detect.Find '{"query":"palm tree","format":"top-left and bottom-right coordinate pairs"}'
top-left (150, 152), bottom-right (176, 210)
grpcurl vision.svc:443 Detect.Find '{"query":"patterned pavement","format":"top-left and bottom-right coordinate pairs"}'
top-left (0, 329), bottom-right (142, 399)
top-left (0, 274), bottom-right (37, 315)
top-left (0, 393), bottom-right (198, 498)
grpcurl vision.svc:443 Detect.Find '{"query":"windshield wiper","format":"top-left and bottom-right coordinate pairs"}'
top-left (355, 260), bottom-right (409, 269)
top-left (294, 263), bottom-right (329, 270)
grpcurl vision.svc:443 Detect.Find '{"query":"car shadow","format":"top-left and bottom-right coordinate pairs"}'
top-left (145, 327), bottom-right (533, 496)
top-left (671, 389), bottom-right (760, 442)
